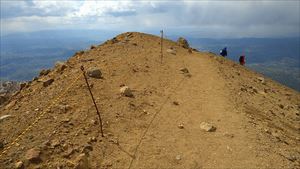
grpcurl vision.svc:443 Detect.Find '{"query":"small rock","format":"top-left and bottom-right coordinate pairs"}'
top-left (51, 139), bottom-right (60, 148)
top-left (87, 67), bottom-right (102, 79)
top-left (14, 161), bottom-right (24, 169)
top-left (177, 37), bottom-right (190, 49)
top-left (166, 49), bottom-right (176, 55)
top-left (74, 153), bottom-right (89, 169)
top-left (19, 82), bottom-right (27, 90)
top-left (180, 68), bottom-right (189, 74)
top-left (90, 45), bottom-right (96, 49)
top-left (175, 155), bottom-right (181, 161)
top-left (223, 132), bottom-right (234, 138)
top-left (279, 104), bottom-right (284, 109)
top-left (89, 137), bottom-right (97, 142)
top-left (39, 69), bottom-right (51, 76)
top-left (178, 123), bottom-right (184, 129)
top-left (200, 122), bottom-right (216, 132)
top-left (120, 86), bottom-right (133, 97)
top-left (0, 115), bottom-right (13, 122)
top-left (25, 148), bottom-right (41, 163)
top-left (82, 144), bottom-right (93, 154)
top-left (173, 101), bottom-right (179, 105)
top-left (0, 140), bottom-right (4, 149)
top-left (257, 77), bottom-right (265, 84)
top-left (43, 78), bottom-right (54, 87)
top-left (55, 61), bottom-right (67, 72)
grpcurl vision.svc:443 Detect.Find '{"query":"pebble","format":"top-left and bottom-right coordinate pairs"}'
top-left (87, 67), bottom-right (102, 79)
top-left (178, 123), bottom-right (184, 129)
top-left (25, 148), bottom-right (41, 163)
top-left (120, 86), bottom-right (133, 97)
top-left (14, 161), bottom-right (24, 169)
top-left (175, 155), bottom-right (181, 161)
top-left (74, 153), bottom-right (89, 169)
top-left (0, 115), bottom-right (13, 122)
top-left (200, 122), bottom-right (216, 132)
top-left (43, 78), bottom-right (54, 87)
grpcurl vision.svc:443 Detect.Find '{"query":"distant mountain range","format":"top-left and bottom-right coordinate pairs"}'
top-left (0, 30), bottom-right (299, 91)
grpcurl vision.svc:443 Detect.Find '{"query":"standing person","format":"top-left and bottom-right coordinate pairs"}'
top-left (239, 55), bottom-right (245, 65)
top-left (220, 47), bottom-right (227, 57)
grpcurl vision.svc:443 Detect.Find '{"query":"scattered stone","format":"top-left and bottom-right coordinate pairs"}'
top-left (51, 139), bottom-right (60, 148)
top-left (82, 144), bottom-right (93, 154)
top-left (0, 140), bottom-right (3, 149)
top-left (55, 61), bottom-right (67, 72)
top-left (178, 123), bottom-right (184, 129)
top-left (175, 155), bottom-right (181, 161)
top-left (0, 115), bottom-right (13, 122)
top-left (39, 69), bottom-right (51, 76)
top-left (14, 161), bottom-right (24, 169)
top-left (200, 122), bottom-right (216, 132)
top-left (279, 104), bottom-right (284, 109)
top-left (25, 148), bottom-right (41, 163)
top-left (76, 51), bottom-right (85, 55)
top-left (166, 48), bottom-right (176, 55)
top-left (223, 132), bottom-right (234, 138)
top-left (63, 148), bottom-right (75, 158)
top-left (87, 67), bottom-right (102, 79)
top-left (108, 137), bottom-right (119, 144)
top-left (257, 77), bottom-right (265, 84)
top-left (89, 137), bottom-right (97, 142)
top-left (173, 101), bottom-right (179, 105)
top-left (177, 37), bottom-right (190, 49)
top-left (180, 68), bottom-right (189, 74)
top-left (120, 86), bottom-right (133, 97)
top-left (226, 145), bottom-right (233, 152)
top-left (43, 78), bottom-right (54, 87)
top-left (74, 153), bottom-right (89, 169)
top-left (19, 82), bottom-right (27, 90)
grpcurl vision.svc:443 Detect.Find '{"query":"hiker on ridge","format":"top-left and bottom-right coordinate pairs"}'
top-left (239, 55), bottom-right (246, 65)
top-left (220, 47), bottom-right (227, 57)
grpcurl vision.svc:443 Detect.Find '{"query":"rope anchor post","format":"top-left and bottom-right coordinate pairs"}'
top-left (80, 66), bottom-right (104, 137)
top-left (160, 30), bottom-right (164, 64)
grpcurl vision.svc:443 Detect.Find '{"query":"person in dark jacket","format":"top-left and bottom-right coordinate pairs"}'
top-left (220, 47), bottom-right (227, 57)
top-left (239, 55), bottom-right (246, 65)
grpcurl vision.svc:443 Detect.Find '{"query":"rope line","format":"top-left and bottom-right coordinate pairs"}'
top-left (0, 72), bottom-right (82, 158)
top-left (128, 76), bottom-right (186, 169)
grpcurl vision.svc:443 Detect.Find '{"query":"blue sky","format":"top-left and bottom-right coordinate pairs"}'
top-left (1, 0), bottom-right (299, 38)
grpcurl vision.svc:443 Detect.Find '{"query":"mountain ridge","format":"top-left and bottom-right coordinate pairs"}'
top-left (0, 32), bottom-right (299, 168)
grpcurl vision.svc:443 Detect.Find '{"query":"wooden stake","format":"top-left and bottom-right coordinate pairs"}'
top-left (160, 30), bottom-right (163, 64)
top-left (80, 66), bottom-right (104, 137)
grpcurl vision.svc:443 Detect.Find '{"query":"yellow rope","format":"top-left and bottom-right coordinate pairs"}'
top-left (0, 72), bottom-right (81, 158)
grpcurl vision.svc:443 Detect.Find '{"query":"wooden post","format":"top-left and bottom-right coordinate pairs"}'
top-left (160, 30), bottom-right (163, 64)
top-left (80, 66), bottom-right (104, 137)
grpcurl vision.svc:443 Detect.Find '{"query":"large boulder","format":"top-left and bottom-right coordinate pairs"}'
top-left (87, 67), bottom-right (102, 79)
top-left (177, 37), bottom-right (190, 49)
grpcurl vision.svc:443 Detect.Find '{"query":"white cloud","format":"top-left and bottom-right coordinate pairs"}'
top-left (1, 0), bottom-right (299, 38)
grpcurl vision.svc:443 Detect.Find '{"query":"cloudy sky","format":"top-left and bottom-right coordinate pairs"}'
top-left (1, 0), bottom-right (299, 38)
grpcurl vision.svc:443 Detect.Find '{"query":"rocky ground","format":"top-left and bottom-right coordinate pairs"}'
top-left (0, 32), bottom-right (299, 169)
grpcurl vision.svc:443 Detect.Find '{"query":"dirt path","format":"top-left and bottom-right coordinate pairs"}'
top-left (128, 53), bottom-right (284, 168)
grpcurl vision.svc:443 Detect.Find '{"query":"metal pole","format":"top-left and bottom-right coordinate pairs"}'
top-left (80, 66), bottom-right (104, 137)
top-left (160, 30), bottom-right (163, 64)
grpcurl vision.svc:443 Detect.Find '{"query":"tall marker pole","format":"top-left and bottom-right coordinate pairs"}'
top-left (160, 30), bottom-right (163, 64)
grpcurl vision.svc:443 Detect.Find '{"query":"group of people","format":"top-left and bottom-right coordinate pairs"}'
top-left (220, 47), bottom-right (245, 65)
